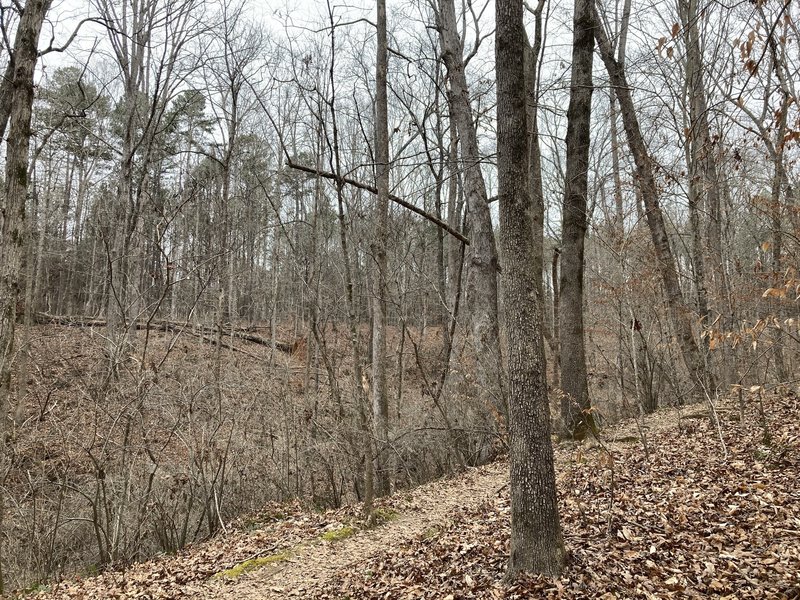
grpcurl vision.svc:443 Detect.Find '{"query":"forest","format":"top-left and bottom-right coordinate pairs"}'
top-left (0, 0), bottom-right (797, 596)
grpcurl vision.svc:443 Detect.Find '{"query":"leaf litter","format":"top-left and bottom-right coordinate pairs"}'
top-left (29, 390), bottom-right (799, 599)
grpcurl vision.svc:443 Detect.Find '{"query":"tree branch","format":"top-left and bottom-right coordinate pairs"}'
top-left (286, 160), bottom-right (469, 245)
top-left (38, 17), bottom-right (109, 55)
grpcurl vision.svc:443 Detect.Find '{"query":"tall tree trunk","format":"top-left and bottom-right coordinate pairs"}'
top-left (0, 1), bottom-right (52, 592)
top-left (436, 172), bottom-right (448, 354)
top-left (446, 119), bottom-right (463, 323)
top-left (632, 318), bottom-right (657, 413)
top-left (592, 6), bottom-right (709, 395)
top-left (681, 0), bottom-right (725, 318)
top-left (431, 65), bottom-right (451, 357)
top-left (106, 124), bottom-right (137, 371)
top-left (685, 148), bottom-right (710, 339)
top-left (524, 0), bottom-right (554, 406)
top-left (551, 248), bottom-right (561, 388)
top-left (524, 0), bottom-right (546, 303)
top-left (681, 0), bottom-right (718, 389)
top-left (769, 90), bottom-right (790, 382)
top-left (757, 14), bottom-right (793, 382)
top-left (609, 94), bottom-right (628, 400)
top-left (559, 0), bottom-right (596, 439)
top-left (66, 157), bottom-right (90, 315)
top-left (372, 0), bottom-right (390, 497)
top-left (222, 84), bottom-right (239, 326)
top-left (0, 58), bottom-right (15, 143)
top-left (324, 10), bottom-right (373, 520)
top-left (436, 0), bottom-right (506, 427)
top-left (610, 0), bottom-right (631, 403)
top-left (497, 0), bottom-right (565, 579)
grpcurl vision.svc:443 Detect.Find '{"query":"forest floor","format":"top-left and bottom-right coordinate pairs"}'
top-left (29, 389), bottom-right (800, 599)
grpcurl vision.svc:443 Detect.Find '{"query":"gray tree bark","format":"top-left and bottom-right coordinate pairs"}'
top-left (610, 0), bottom-right (631, 405)
top-left (524, 0), bottom-right (555, 403)
top-left (681, 0), bottom-right (719, 388)
top-left (768, 89), bottom-right (790, 382)
top-left (372, 0), bottom-right (390, 497)
top-left (524, 0), bottom-right (546, 301)
top-left (497, 0), bottom-right (565, 580)
top-left (436, 0), bottom-right (506, 426)
top-left (551, 248), bottom-right (561, 388)
top-left (0, 59), bottom-right (15, 143)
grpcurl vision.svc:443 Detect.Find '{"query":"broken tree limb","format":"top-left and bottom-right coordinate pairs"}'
top-left (286, 160), bottom-right (469, 245)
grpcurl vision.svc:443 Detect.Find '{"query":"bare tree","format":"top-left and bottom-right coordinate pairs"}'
top-left (592, 2), bottom-right (709, 396)
top-left (203, 1), bottom-right (263, 325)
top-left (372, 0), bottom-right (390, 497)
top-left (680, 0), bottom-right (719, 367)
top-left (92, 0), bottom-right (201, 372)
top-left (435, 0), bottom-right (506, 427)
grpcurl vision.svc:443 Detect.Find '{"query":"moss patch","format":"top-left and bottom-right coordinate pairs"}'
top-left (213, 550), bottom-right (292, 579)
top-left (610, 435), bottom-right (641, 444)
top-left (17, 583), bottom-right (51, 597)
top-left (321, 525), bottom-right (357, 542)
top-left (241, 511), bottom-right (286, 530)
top-left (373, 508), bottom-right (399, 522)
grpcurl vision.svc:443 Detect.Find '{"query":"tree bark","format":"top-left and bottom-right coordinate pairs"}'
top-left (436, 0), bottom-right (506, 426)
top-left (524, 0), bottom-right (554, 412)
top-left (0, 58), bottom-right (15, 143)
top-left (609, 0), bottom-right (630, 403)
top-left (497, 0), bottom-right (565, 579)
top-left (551, 248), bottom-right (561, 388)
top-left (0, 0), bottom-right (52, 592)
top-left (559, 0), bottom-right (596, 439)
top-left (372, 0), bottom-right (390, 497)
top-left (609, 94), bottom-right (628, 401)
top-left (446, 118), bottom-right (464, 333)
top-left (768, 90), bottom-right (790, 382)
top-left (524, 0), bottom-right (546, 301)
top-left (681, 0), bottom-right (718, 387)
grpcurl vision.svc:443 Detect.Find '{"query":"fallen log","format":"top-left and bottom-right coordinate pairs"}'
top-left (32, 313), bottom-right (301, 355)
top-left (183, 329), bottom-right (263, 360)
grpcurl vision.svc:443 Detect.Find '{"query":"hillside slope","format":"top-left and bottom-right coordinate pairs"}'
top-left (31, 391), bottom-right (799, 599)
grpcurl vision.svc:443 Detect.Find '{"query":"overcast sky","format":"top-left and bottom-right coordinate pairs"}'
top-left (39, 0), bottom-right (380, 75)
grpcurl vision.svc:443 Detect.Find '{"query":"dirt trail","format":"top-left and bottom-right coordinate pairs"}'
top-left (189, 461), bottom-right (508, 599)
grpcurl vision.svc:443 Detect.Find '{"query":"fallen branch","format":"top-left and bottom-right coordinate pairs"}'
top-left (183, 329), bottom-right (264, 360)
